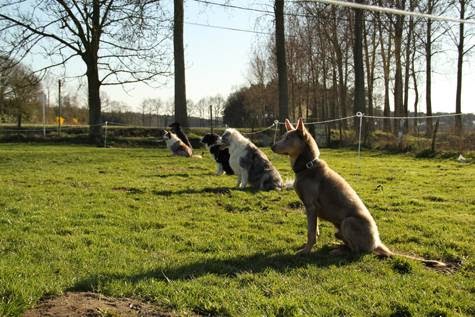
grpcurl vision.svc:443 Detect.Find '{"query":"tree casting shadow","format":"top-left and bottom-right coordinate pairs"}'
top-left (69, 248), bottom-right (364, 292)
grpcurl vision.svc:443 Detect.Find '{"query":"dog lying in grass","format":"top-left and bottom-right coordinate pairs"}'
top-left (271, 118), bottom-right (446, 268)
top-left (169, 122), bottom-right (192, 149)
top-left (221, 128), bottom-right (282, 190)
top-left (163, 131), bottom-right (193, 157)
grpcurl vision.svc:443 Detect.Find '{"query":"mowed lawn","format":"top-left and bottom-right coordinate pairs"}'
top-left (0, 144), bottom-right (474, 316)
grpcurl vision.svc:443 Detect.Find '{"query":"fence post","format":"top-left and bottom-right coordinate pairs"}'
top-left (356, 112), bottom-right (364, 160)
top-left (431, 118), bottom-right (440, 153)
top-left (42, 93), bottom-right (46, 137)
top-left (273, 120), bottom-right (279, 144)
top-left (209, 105), bottom-right (213, 133)
top-left (57, 79), bottom-right (62, 136)
top-left (104, 121), bottom-right (108, 148)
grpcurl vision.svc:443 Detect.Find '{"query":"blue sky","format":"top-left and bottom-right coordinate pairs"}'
top-left (104, 0), bottom-right (273, 111)
top-left (34, 0), bottom-right (475, 114)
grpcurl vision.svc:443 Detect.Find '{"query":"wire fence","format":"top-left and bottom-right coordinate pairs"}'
top-left (0, 113), bottom-right (473, 153)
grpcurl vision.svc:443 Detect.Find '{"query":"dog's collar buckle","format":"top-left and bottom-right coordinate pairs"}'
top-left (305, 158), bottom-right (319, 169)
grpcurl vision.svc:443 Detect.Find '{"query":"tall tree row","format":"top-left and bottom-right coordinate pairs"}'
top-left (244, 0), bottom-right (473, 137)
top-left (452, 0), bottom-right (475, 136)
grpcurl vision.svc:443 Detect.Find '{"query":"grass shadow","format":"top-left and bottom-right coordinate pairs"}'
top-left (145, 172), bottom-right (213, 178)
top-left (69, 248), bottom-right (364, 292)
top-left (151, 186), bottom-right (261, 196)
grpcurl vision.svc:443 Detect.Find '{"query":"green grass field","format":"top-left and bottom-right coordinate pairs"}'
top-left (0, 144), bottom-right (474, 316)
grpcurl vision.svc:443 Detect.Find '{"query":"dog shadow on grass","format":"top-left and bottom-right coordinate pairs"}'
top-left (151, 186), bottom-right (277, 197)
top-left (69, 248), bottom-right (364, 292)
top-left (146, 172), bottom-right (212, 178)
top-left (151, 186), bottom-right (233, 197)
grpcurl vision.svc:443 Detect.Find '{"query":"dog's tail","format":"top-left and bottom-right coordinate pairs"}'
top-left (374, 244), bottom-right (447, 268)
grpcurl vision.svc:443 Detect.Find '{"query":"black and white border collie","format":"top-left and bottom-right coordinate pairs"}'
top-left (200, 133), bottom-right (234, 176)
top-left (221, 128), bottom-right (282, 191)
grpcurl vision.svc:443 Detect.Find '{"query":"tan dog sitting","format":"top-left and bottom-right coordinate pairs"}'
top-left (271, 118), bottom-right (445, 267)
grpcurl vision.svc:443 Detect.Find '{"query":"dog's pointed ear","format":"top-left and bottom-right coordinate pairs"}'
top-left (285, 119), bottom-right (295, 131)
top-left (296, 118), bottom-right (305, 132)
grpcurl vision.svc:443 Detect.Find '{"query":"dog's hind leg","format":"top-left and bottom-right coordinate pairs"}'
top-left (297, 206), bottom-right (318, 255)
top-left (216, 163), bottom-right (224, 176)
top-left (235, 173), bottom-right (242, 187)
top-left (340, 217), bottom-right (377, 253)
top-left (239, 169), bottom-right (249, 189)
top-left (329, 227), bottom-right (351, 255)
top-left (316, 217), bottom-right (320, 236)
top-left (175, 150), bottom-right (188, 157)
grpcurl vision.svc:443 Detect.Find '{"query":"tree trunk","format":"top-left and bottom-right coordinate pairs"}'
top-left (393, 0), bottom-right (405, 136)
top-left (411, 52), bottom-right (419, 134)
top-left (16, 113), bottom-right (22, 128)
top-left (336, 52), bottom-right (347, 128)
top-left (87, 0), bottom-right (103, 144)
top-left (378, 10), bottom-right (392, 133)
top-left (403, 0), bottom-right (415, 133)
top-left (425, 6), bottom-right (433, 136)
top-left (363, 19), bottom-right (376, 139)
top-left (353, 0), bottom-right (365, 131)
top-left (331, 65), bottom-right (338, 131)
top-left (174, 0), bottom-right (188, 127)
top-left (330, 8), bottom-right (347, 129)
top-left (274, 0), bottom-right (289, 124)
top-left (455, 0), bottom-right (465, 136)
top-left (0, 84), bottom-right (4, 116)
top-left (87, 64), bottom-right (102, 143)
top-left (289, 56), bottom-right (295, 120)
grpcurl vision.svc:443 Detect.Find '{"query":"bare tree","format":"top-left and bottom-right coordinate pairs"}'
top-left (377, 8), bottom-right (393, 132)
top-left (0, 0), bottom-right (171, 143)
top-left (403, 0), bottom-right (417, 133)
top-left (0, 56), bottom-right (42, 126)
top-left (418, 0), bottom-right (449, 136)
top-left (248, 46), bottom-right (268, 86)
top-left (141, 97), bottom-right (162, 127)
top-left (209, 94), bottom-right (225, 126)
top-left (363, 11), bottom-right (379, 138)
top-left (449, 0), bottom-right (475, 135)
top-left (392, 0), bottom-right (406, 135)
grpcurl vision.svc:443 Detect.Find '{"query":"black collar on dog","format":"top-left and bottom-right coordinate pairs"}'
top-left (292, 154), bottom-right (320, 174)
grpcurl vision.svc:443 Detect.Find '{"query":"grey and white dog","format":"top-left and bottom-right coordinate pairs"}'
top-left (221, 128), bottom-right (282, 191)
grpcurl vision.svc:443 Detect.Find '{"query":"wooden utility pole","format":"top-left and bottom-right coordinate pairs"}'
top-left (174, 0), bottom-right (188, 127)
top-left (209, 105), bottom-right (214, 133)
top-left (274, 0), bottom-right (289, 125)
top-left (58, 79), bottom-right (62, 136)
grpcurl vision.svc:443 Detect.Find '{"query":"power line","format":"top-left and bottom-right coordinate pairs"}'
top-left (184, 21), bottom-right (271, 35)
top-left (192, 0), bottom-right (273, 15)
top-left (297, 0), bottom-right (475, 25)
top-left (187, 0), bottom-right (475, 38)
top-left (193, 0), bottom-right (475, 25)
top-left (191, 0), bottom-right (342, 20)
